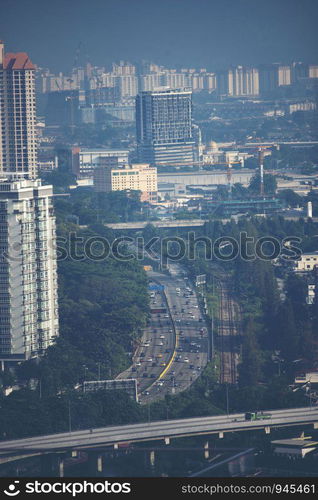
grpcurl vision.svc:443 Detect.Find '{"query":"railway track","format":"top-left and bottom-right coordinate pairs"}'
top-left (218, 279), bottom-right (240, 385)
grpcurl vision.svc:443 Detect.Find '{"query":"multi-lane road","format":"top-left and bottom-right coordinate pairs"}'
top-left (0, 407), bottom-right (317, 452)
top-left (117, 263), bottom-right (208, 404)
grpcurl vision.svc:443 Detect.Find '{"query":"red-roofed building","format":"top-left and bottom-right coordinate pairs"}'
top-left (0, 42), bottom-right (37, 179)
top-left (3, 52), bottom-right (36, 71)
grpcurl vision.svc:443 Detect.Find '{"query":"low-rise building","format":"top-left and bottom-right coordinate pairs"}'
top-left (295, 252), bottom-right (318, 272)
top-left (271, 438), bottom-right (318, 459)
top-left (94, 163), bottom-right (157, 202)
top-left (72, 147), bottom-right (130, 179)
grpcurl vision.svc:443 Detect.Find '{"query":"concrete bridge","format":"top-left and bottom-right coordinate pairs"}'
top-left (0, 406), bottom-right (317, 453)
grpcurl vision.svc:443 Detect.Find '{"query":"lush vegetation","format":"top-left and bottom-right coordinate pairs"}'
top-left (0, 198), bottom-right (151, 438)
top-left (54, 188), bottom-right (145, 225)
top-left (183, 217), bottom-right (318, 396)
top-left (1, 207), bottom-right (318, 439)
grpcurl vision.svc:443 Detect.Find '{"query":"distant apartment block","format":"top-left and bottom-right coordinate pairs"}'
top-left (72, 147), bottom-right (129, 178)
top-left (0, 42), bottom-right (37, 179)
top-left (295, 252), bottom-right (318, 272)
top-left (0, 178), bottom-right (59, 364)
top-left (309, 65), bottom-right (318, 79)
top-left (94, 163), bottom-right (157, 202)
top-left (217, 66), bottom-right (259, 97)
top-left (259, 63), bottom-right (292, 94)
top-left (136, 88), bottom-right (195, 167)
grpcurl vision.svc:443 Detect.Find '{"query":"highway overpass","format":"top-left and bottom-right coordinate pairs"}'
top-left (102, 216), bottom-right (317, 231)
top-left (0, 406), bottom-right (317, 453)
top-left (104, 219), bottom-right (206, 230)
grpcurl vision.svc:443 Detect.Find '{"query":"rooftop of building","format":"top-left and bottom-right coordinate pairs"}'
top-left (78, 148), bottom-right (129, 153)
top-left (4, 52), bottom-right (36, 70)
top-left (271, 438), bottom-right (318, 449)
top-left (139, 87), bottom-right (192, 95)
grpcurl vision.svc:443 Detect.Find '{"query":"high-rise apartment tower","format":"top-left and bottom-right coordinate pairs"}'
top-left (0, 42), bottom-right (58, 366)
top-left (136, 88), bottom-right (195, 167)
top-left (0, 42), bottom-right (37, 179)
top-left (0, 179), bottom-right (59, 364)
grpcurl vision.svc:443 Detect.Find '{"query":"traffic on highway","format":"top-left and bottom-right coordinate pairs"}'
top-left (117, 263), bottom-right (208, 403)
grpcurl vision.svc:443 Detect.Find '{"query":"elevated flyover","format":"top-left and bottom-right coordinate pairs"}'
top-left (0, 406), bottom-right (317, 453)
top-left (104, 219), bottom-right (206, 230)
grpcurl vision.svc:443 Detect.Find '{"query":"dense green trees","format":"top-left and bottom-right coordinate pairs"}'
top-left (0, 390), bottom-right (146, 440)
top-left (248, 173), bottom-right (277, 195)
top-left (178, 215), bottom-right (318, 400)
top-left (0, 198), bottom-right (151, 439)
top-left (55, 189), bottom-right (144, 225)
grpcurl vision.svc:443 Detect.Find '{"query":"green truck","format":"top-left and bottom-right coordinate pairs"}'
top-left (245, 411), bottom-right (271, 421)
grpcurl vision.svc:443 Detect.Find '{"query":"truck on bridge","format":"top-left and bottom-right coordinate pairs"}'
top-left (245, 411), bottom-right (271, 421)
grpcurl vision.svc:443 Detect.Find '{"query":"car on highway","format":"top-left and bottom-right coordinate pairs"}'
top-left (160, 335), bottom-right (165, 339)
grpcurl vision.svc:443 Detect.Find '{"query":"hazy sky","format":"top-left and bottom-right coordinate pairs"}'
top-left (1, 0), bottom-right (318, 73)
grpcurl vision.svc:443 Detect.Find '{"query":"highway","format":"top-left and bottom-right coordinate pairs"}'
top-left (117, 263), bottom-right (208, 404)
top-left (105, 220), bottom-right (206, 230)
top-left (0, 406), bottom-right (317, 452)
top-left (101, 215), bottom-right (318, 231)
top-left (116, 278), bottom-right (177, 395)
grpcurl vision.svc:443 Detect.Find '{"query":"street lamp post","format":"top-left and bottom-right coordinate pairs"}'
top-left (68, 400), bottom-right (72, 433)
top-left (226, 384), bottom-right (229, 417)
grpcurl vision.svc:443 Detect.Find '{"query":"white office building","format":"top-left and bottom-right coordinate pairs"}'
top-left (72, 147), bottom-right (130, 178)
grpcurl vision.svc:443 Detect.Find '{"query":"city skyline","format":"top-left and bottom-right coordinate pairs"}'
top-left (1, 0), bottom-right (318, 73)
